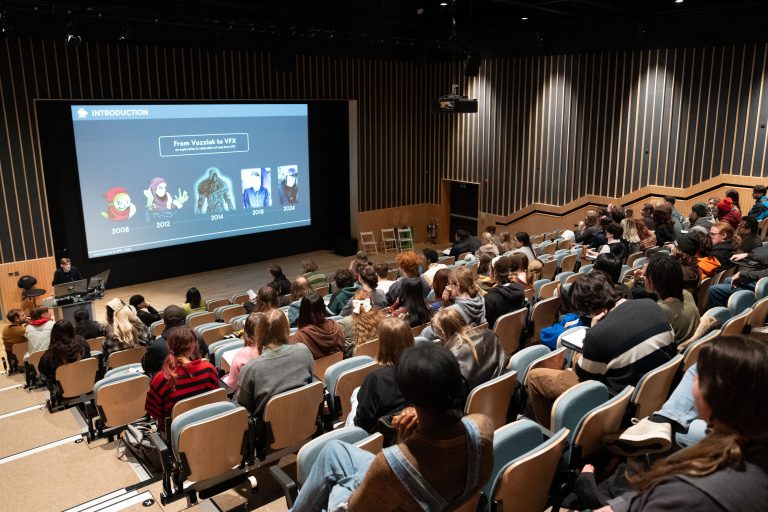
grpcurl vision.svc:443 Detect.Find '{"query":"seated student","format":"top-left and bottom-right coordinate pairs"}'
top-left (290, 343), bottom-right (494, 512)
top-left (737, 215), bottom-right (763, 253)
top-left (715, 197), bottom-right (742, 229)
top-left (710, 221), bottom-right (737, 270)
top-left (73, 309), bottom-right (106, 341)
top-left (2, 308), bottom-right (28, 357)
top-left (527, 272), bottom-right (675, 426)
top-left (644, 255), bottom-right (700, 345)
top-left (691, 229), bottom-right (720, 278)
top-left (587, 223), bottom-right (625, 261)
top-left (244, 286), bottom-right (279, 315)
top-left (508, 252), bottom-right (535, 289)
top-left (25, 306), bottom-right (54, 359)
top-left (498, 231), bottom-right (514, 254)
top-left (266, 264), bottom-right (291, 297)
top-left (38, 320), bottom-right (90, 382)
top-left (391, 277), bottom-right (434, 328)
top-left (475, 254), bottom-right (495, 295)
top-left (301, 259), bottom-right (326, 290)
top-left (709, 243), bottom-right (768, 308)
top-left (105, 297), bottom-right (125, 330)
top-left (373, 262), bottom-right (396, 295)
top-left (621, 218), bottom-right (641, 255)
top-left (430, 266), bottom-right (486, 329)
top-left (475, 232), bottom-right (499, 258)
top-left (103, 305), bottom-right (152, 358)
top-left (483, 256), bottom-right (526, 329)
top-left (429, 268), bottom-right (451, 313)
top-left (145, 326), bottom-right (219, 431)
top-left (592, 336), bottom-right (768, 511)
top-left (328, 269), bottom-right (360, 315)
top-left (384, 251), bottom-right (431, 306)
top-left (222, 313), bottom-right (265, 393)
top-left (635, 218), bottom-right (657, 252)
top-left (448, 228), bottom-right (482, 258)
top-left (670, 233), bottom-right (703, 293)
top-left (286, 277), bottom-right (312, 327)
top-left (431, 307), bottom-right (506, 390)
top-left (353, 316), bottom-right (413, 432)
top-left (128, 294), bottom-right (162, 327)
top-left (341, 265), bottom-right (386, 316)
top-left (142, 305), bottom-right (210, 377)
top-left (348, 251), bottom-right (370, 272)
top-left (421, 248), bottom-right (446, 286)
top-left (237, 309), bottom-right (314, 417)
top-left (181, 287), bottom-right (206, 317)
top-left (593, 253), bottom-right (631, 299)
top-left (338, 290), bottom-right (384, 358)
top-left (290, 292), bottom-right (345, 359)
top-left (653, 204), bottom-right (677, 246)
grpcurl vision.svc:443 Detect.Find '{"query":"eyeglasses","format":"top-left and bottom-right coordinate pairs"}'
top-left (709, 231), bottom-right (723, 237)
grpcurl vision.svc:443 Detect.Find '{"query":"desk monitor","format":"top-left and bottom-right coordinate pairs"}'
top-left (54, 279), bottom-right (89, 298)
top-left (88, 269), bottom-right (111, 289)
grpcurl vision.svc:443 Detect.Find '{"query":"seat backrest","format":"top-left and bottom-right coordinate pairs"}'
top-left (551, 380), bottom-right (609, 437)
top-left (540, 259), bottom-right (557, 279)
top-left (491, 427), bottom-right (570, 512)
top-left (353, 338), bottom-right (379, 359)
top-left (485, 419), bottom-right (545, 498)
top-left (632, 256), bottom-right (647, 269)
top-left (151, 320), bottom-right (165, 337)
top-left (533, 279), bottom-right (550, 297)
top-left (202, 324), bottom-right (234, 346)
top-left (493, 308), bottom-right (527, 355)
top-left (11, 341), bottom-right (29, 361)
top-left (87, 336), bottom-right (106, 353)
top-left (530, 296), bottom-right (561, 344)
top-left (537, 280), bottom-right (560, 300)
top-left (264, 380), bottom-right (325, 450)
top-left (682, 329), bottom-right (720, 372)
top-left (103, 363), bottom-right (143, 379)
top-left (187, 311), bottom-right (216, 330)
top-left (411, 323), bottom-right (427, 337)
top-left (626, 251), bottom-right (643, 267)
top-left (464, 371), bottom-right (518, 430)
top-left (508, 345), bottom-right (550, 384)
top-left (56, 357), bottom-right (99, 398)
top-left (632, 354), bottom-right (683, 419)
top-left (313, 351), bottom-right (344, 383)
top-left (212, 340), bottom-right (244, 369)
top-left (524, 347), bottom-right (566, 386)
top-left (727, 289), bottom-right (756, 316)
top-left (572, 385), bottom-right (633, 461)
top-left (560, 253), bottom-right (577, 273)
top-left (27, 350), bottom-right (45, 371)
top-left (174, 402), bottom-right (249, 483)
top-left (696, 277), bottom-right (713, 314)
top-left (578, 263), bottom-right (593, 274)
top-left (220, 304), bottom-right (246, 323)
top-left (556, 271), bottom-right (575, 284)
top-left (703, 306), bottom-right (731, 325)
top-left (755, 276), bottom-right (768, 301)
top-left (313, 284), bottom-right (330, 297)
top-left (748, 297), bottom-right (768, 329)
top-left (334, 361), bottom-right (379, 418)
top-left (296, 427), bottom-right (371, 484)
top-left (171, 387), bottom-right (229, 421)
top-left (231, 292), bottom-right (249, 305)
top-left (206, 297), bottom-right (230, 312)
top-left (720, 308), bottom-right (752, 336)
top-left (107, 347), bottom-right (145, 369)
top-left (95, 373), bottom-right (150, 427)
top-left (324, 356), bottom-right (375, 400)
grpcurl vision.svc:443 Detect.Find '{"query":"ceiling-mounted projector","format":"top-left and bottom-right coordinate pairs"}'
top-left (432, 94), bottom-right (478, 113)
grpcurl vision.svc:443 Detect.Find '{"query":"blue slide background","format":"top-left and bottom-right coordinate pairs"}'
top-left (71, 104), bottom-right (310, 258)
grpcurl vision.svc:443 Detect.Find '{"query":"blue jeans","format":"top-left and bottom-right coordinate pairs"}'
top-left (655, 365), bottom-right (706, 447)
top-left (291, 440), bottom-right (375, 512)
top-left (708, 282), bottom-right (755, 309)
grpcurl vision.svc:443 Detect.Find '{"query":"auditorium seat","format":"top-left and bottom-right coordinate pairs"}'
top-left (493, 308), bottom-right (527, 356)
top-left (464, 371), bottom-right (518, 430)
top-left (106, 347), bottom-right (145, 370)
top-left (324, 356), bottom-right (377, 420)
top-left (47, 357), bottom-right (99, 412)
top-left (88, 370), bottom-right (150, 441)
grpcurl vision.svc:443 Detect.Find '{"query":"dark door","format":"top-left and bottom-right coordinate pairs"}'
top-left (448, 181), bottom-right (479, 237)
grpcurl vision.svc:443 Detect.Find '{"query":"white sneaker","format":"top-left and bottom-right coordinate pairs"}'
top-left (603, 417), bottom-right (672, 456)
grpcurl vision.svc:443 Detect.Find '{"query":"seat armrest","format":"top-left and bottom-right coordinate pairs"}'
top-left (269, 465), bottom-right (298, 509)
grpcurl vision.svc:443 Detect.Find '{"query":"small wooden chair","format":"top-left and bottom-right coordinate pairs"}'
top-left (359, 231), bottom-right (378, 255)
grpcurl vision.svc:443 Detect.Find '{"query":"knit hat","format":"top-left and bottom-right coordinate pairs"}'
top-left (691, 203), bottom-right (708, 218)
top-left (356, 251), bottom-right (368, 260)
top-left (675, 233), bottom-right (700, 256)
top-left (716, 197), bottom-right (734, 216)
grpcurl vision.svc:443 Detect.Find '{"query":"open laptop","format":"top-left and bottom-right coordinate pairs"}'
top-left (88, 269), bottom-right (111, 289)
top-left (53, 279), bottom-right (89, 298)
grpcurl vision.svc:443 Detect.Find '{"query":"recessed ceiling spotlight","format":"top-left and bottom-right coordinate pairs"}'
top-left (675, 0), bottom-right (684, 3)
top-left (521, 17), bottom-right (528, 21)
top-left (440, 2), bottom-right (448, 6)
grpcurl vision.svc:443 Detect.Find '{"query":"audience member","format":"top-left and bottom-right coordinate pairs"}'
top-left (25, 306), bottom-right (53, 359)
top-left (475, 232), bottom-right (499, 258)
top-left (291, 292), bottom-right (344, 359)
top-left (575, 210), bottom-right (602, 245)
top-left (635, 219), bottom-right (657, 251)
top-left (392, 277), bottom-right (433, 328)
top-left (105, 297), bottom-right (124, 328)
top-left (301, 259), bottom-right (326, 289)
top-left (327, 269), bottom-right (360, 315)
top-left (692, 229), bottom-right (720, 278)
top-left (653, 204), bottom-right (676, 246)
top-left (448, 229), bottom-right (482, 258)
top-left (485, 224), bottom-right (499, 245)
top-left (290, 343), bottom-right (493, 512)
top-left (588, 223), bottom-right (625, 260)
top-left (421, 248), bottom-right (446, 286)
top-left (73, 309), bottom-right (106, 341)
top-left (431, 307), bottom-right (506, 389)
top-left (737, 215), bottom-right (762, 253)
top-left (245, 286), bottom-right (279, 315)
top-left (715, 197), bottom-right (741, 229)
top-left (373, 262), bottom-right (395, 295)
top-left (341, 265), bottom-right (386, 315)
top-left (286, 277), bottom-right (312, 327)
top-left (142, 305), bottom-right (209, 377)
top-left (707, 196), bottom-right (720, 219)
top-left (181, 287), bottom-right (206, 317)
top-left (237, 309), bottom-right (314, 417)
top-left (644, 255), bottom-right (700, 345)
top-left (128, 295), bottom-right (162, 327)
top-left (384, 251), bottom-right (430, 306)
top-left (709, 221), bottom-right (737, 269)
top-left (3, 308), bottom-right (28, 356)
top-left (621, 218), bottom-right (641, 255)
top-left (222, 312), bottom-right (265, 392)
top-left (102, 305), bottom-right (152, 357)
top-left (145, 326), bottom-right (219, 431)
top-left (38, 320), bottom-right (90, 382)
top-left (688, 202), bottom-right (714, 235)
top-left (726, 188), bottom-right (742, 211)
top-left (338, 289), bottom-right (384, 358)
top-left (593, 253), bottom-right (631, 299)
top-left (348, 251), bottom-right (370, 272)
top-left (664, 195), bottom-right (685, 226)
top-left (484, 256), bottom-right (525, 329)
top-left (266, 264), bottom-right (291, 297)
top-left (509, 232), bottom-right (543, 280)
top-left (671, 233), bottom-right (703, 292)
top-left (497, 231), bottom-right (514, 253)
top-left (429, 268), bottom-right (451, 313)
top-left (352, 316), bottom-right (413, 431)
top-left (527, 272), bottom-right (674, 425)
top-left (747, 184), bottom-right (768, 221)
top-left (708, 243), bottom-right (768, 308)
top-left (475, 254), bottom-right (495, 294)
top-left (641, 203), bottom-right (655, 230)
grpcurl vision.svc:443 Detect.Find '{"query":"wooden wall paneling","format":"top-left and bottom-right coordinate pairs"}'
top-left (0, 256), bottom-right (55, 316)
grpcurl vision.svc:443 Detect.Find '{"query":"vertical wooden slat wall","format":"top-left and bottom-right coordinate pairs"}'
top-left (1, 38), bottom-right (768, 263)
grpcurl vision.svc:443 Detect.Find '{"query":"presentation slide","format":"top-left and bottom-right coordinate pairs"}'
top-left (70, 103), bottom-right (310, 259)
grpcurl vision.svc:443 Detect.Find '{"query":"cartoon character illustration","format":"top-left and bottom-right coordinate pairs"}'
top-left (277, 165), bottom-right (299, 205)
top-left (101, 187), bottom-right (136, 221)
top-left (196, 167), bottom-right (235, 214)
top-left (143, 177), bottom-right (189, 220)
top-left (241, 168), bottom-right (271, 209)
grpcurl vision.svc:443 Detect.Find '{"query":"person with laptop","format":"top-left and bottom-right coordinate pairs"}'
top-left (52, 257), bottom-right (82, 286)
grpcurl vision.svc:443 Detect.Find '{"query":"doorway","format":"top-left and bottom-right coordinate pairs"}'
top-left (446, 180), bottom-right (480, 237)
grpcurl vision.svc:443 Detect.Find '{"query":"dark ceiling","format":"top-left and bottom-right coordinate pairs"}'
top-left (2, 1), bottom-right (767, 59)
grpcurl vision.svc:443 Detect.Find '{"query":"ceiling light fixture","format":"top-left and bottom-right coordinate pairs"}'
top-left (675, 0), bottom-right (684, 3)
top-left (65, 20), bottom-right (81, 47)
top-left (521, 17), bottom-right (528, 21)
top-left (440, 2), bottom-right (448, 6)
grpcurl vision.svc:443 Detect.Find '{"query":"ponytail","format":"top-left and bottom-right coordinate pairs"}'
top-left (161, 327), bottom-right (200, 391)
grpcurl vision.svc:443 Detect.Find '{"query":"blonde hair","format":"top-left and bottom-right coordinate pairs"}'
top-left (431, 308), bottom-right (479, 363)
top-left (113, 305), bottom-right (141, 347)
top-left (621, 218), bottom-right (640, 244)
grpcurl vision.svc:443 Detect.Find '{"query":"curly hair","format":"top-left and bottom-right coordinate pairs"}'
top-left (350, 290), bottom-right (384, 347)
top-left (395, 251), bottom-right (421, 277)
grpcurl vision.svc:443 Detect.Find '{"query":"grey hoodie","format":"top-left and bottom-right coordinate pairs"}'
top-left (453, 295), bottom-right (486, 325)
